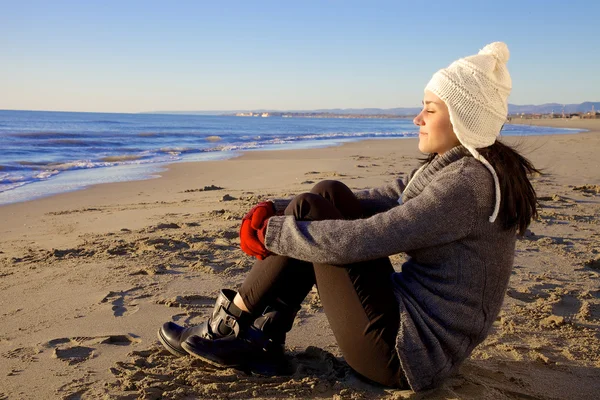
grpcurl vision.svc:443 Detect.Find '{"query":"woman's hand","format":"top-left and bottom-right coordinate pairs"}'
top-left (239, 201), bottom-right (275, 260)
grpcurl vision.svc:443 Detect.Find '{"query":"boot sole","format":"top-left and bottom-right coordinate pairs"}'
top-left (181, 341), bottom-right (291, 376)
top-left (181, 340), bottom-right (243, 368)
top-left (157, 328), bottom-right (189, 358)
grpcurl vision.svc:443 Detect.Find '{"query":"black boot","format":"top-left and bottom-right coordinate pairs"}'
top-left (158, 289), bottom-right (251, 357)
top-left (182, 297), bottom-right (299, 375)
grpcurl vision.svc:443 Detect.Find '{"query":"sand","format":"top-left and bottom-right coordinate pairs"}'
top-left (1, 119), bottom-right (599, 399)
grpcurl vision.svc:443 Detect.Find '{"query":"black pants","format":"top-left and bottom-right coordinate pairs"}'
top-left (238, 180), bottom-right (408, 388)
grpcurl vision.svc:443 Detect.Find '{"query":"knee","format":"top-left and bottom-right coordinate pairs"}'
top-left (284, 192), bottom-right (342, 220)
top-left (310, 180), bottom-right (349, 196)
top-left (283, 192), bottom-right (316, 216)
top-left (309, 179), bottom-right (362, 220)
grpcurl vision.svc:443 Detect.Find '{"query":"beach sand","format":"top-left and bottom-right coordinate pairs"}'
top-left (1, 119), bottom-right (599, 399)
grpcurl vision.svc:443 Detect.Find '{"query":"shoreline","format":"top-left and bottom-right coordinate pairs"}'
top-left (1, 119), bottom-right (599, 399)
top-left (0, 119), bottom-right (593, 208)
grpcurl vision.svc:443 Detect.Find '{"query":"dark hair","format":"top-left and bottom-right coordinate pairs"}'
top-left (422, 141), bottom-right (540, 235)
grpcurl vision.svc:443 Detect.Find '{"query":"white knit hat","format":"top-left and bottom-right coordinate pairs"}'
top-left (425, 42), bottom-right (512, 223)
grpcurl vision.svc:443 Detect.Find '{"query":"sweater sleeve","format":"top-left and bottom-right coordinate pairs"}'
top-left (264, 164), bottom-right (478, 265)
top-left (352, 177), bottom-right (406, 217)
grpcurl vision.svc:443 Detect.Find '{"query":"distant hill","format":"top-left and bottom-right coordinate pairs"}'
top-left (144, 102), bottom-right (599, 117)
top-left (507, 102), bottom-right (600, 115)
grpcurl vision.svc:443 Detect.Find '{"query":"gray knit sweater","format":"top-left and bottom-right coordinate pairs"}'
top-left (263, 146), bottom-right (516, 391)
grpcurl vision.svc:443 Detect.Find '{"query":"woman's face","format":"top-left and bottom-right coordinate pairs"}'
top-left (413, 91), bottom-right (460, 155)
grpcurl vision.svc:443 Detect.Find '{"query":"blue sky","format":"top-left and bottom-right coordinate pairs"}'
top-left (1, 0), bottom-right (598, 112)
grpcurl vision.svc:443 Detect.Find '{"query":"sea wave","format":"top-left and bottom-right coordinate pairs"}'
top-left (0, 182), bottom-right (27, 193)
top-left (0, 130), bottom-right (428, 189)
top-left (99, 155), bottom-right (145, 162)
top-left (0, 155), bottom-right (173, 194)
top-left (51, 161), bottom-right (104, 170)
top-left (158, 147), bottom-right (194, 156)
top-left (17, 160), bottom-right (52, 167)
top-left (207, 142), bottom-right (264, 152)
top-left (137, 132), bottom-right (161, 137)
top-left (1, 163), bottom-right (40, 172)
top-left (196, 131), bottom-right (416, 153)
top-left (502, 124), bottom-right (583, 134)
top-left (88, 120), bottom-right (128, 124)
top-left (33, 170), bottom-right (60, 180)
top-left (136, 132), bottom-right (226, 138)
top-left (9, 132), bottom-right (82, 139)
top-left (282, 131), bottom-right (416, 141)
top-left (42, 139), bottom-right (119, 147)
top-left (4, 130), bottom-right (410, 192)
top-left (0, 172), bottom-right (27, 184)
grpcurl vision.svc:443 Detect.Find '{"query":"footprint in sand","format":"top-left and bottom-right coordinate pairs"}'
top-left (44, 334), bottom-right (141, 365)
top-left (572, 184), bottom-right (600, 196)
top-left (506, 289), bottom-right (538, 303)
top-left (216, 230), bottom-right (239, 240)
top-left (585, 258), bottom-right (600, 271)
top-left (456, 363), bottom-right (535, 399)
top-left (52, 346), bottom-right (95, 365)
top-left (138, 238), bottom-right (190, 252)
top-left (551, 294), bottom-right (582, 322)
top-left (156, 294), bottom-right (215, 310)
top-left (170, 311), bottom-right (207, 326)
top-left (106, 344), bottom-right (351, 399)
top-left (154, 222), bottom-right (180, 230)
top-left (100, 287), bottom-right (145, 317)
top-left (1, 346), bottom-right (40, 362)
top-left (506, 283), bottom-right (558, 303)
top-left (56, 377), bottom-right (95, 400)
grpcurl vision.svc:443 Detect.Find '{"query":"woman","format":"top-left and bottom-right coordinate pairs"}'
top-left (158, 42), bottom-right (539, 392)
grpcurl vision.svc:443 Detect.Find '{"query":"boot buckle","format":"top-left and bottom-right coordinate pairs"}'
top-left (223, 314), bottom-right (237, 328)
top-left (261, 305), bottom-right (274, 315)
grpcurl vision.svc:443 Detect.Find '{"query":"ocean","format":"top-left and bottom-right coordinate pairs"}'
top-left (0, 110), bottom-right (585, 205)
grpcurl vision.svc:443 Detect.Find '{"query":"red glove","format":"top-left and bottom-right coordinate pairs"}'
top-left (240, 201), bottom-right (275, 260)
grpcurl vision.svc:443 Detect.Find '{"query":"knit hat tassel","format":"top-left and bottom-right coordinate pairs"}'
top-left (467, 146), bottom-right (501, 223)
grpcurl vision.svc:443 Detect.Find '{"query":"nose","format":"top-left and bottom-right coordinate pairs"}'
top-left (413, 110), bottom-right (424, 126)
